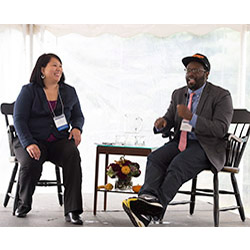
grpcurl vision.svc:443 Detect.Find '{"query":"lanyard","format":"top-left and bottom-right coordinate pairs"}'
top-left (47, 90), bottom-right (64, 117)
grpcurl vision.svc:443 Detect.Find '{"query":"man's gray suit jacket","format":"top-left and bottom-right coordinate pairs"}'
top-left (162, 81), bottom-right (233, 172)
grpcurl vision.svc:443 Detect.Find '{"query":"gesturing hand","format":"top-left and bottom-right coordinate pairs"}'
top-left (68, 128), bottom-right (81, 146)
top-left (26, 144), bottom-right (41, 160)
top-left (177, 104), bottom-right (193, 120)
top-left (154, 117), bottom-right (167, 130)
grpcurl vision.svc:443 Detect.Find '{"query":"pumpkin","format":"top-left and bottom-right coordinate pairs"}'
top-left (97, 183), bottom-right (113, 191)
top-left (132, 185), bottom-right (142, 193)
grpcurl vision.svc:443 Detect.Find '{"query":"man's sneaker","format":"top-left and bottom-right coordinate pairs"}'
top-left (122, 198), bottom-right (151, 227)
top-left (137, 195), bottom-right (163, 216)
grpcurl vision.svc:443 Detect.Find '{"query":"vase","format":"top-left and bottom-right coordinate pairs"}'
top-left (115, 177), bottom-right (133, 190)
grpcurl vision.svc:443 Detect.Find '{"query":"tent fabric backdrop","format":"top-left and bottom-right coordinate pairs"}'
top-left (34, 24), bottom-right (250, 37)
top-left (1, 24), bottom-right (250, 217)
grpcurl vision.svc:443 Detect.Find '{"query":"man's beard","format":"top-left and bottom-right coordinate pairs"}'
top-left (186, 75), bottom-right (206, 90)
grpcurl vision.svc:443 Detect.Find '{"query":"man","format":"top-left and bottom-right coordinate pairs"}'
top-left (122, 53), bottom-right (233, 227)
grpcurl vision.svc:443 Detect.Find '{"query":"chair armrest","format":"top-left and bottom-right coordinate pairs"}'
top-left (226, 134), bottom-right (244, 143)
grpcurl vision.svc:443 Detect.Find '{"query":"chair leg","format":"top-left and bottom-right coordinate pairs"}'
top-left (12, 181), bottom-right (20, 216)
top-left (213, 172), bottom-right (219, 227)
top-left (55, 165), bottom-right (63, 206)
top-left (189, 176), bottom-right (197, 215)
top-left (231, 173), bottom-right (245, 221)
top-left (3, 162), bottom-right (18, 207)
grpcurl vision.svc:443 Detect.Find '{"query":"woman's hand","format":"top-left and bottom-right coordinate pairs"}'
top-left (68, 128), bottom-right (81, 146)
top-left (26, 144), bottom-right (41, 160)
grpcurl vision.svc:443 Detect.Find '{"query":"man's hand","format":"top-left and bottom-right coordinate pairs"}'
top-left (26, 144), bottom-right (41, 160)
top-left (177, 104), bottom-right (193, 120)
top-left (68, 128), bottom-right (81, 146)
top-left (154, 117), bottom-right (167, 130)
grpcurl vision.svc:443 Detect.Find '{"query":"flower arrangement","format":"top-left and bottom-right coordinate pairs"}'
top-left (106, 156), bottom-right (141, 179)
top-left (106, 156), bottom-right (141, 189)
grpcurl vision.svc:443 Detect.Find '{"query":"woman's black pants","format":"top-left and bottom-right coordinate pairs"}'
top-left (13, 138), bottom-right (83, 216)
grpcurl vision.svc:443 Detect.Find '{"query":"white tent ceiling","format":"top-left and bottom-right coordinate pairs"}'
top-left (2, 24), bottom-right (250, 38)
top-left (35, 24), bottom-right (250, 37)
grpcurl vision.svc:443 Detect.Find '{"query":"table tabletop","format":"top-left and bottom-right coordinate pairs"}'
top-left (95, 143), bottom-right (155, 155)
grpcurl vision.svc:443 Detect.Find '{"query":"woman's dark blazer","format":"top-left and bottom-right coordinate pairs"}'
top-left (14, 82), bottom-right (84, 149)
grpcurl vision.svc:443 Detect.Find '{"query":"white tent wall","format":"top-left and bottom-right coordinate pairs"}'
top-left (1, 24), bottom-right (250, 216)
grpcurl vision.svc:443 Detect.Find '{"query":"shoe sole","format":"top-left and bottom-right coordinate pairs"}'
top-left (65, 216), bottom-right (83, 225)
top-left (136, 198), bottom-right (163, 216)
top-left (15, 213), bottom-right (27, 218)
top-left (122, 199), bottom-right (146, 227)
top-left (15, 209), bottom-right (27, 218)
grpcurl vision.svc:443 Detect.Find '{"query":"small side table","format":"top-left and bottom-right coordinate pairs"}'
top-left (93, 144), bottom-right (153, 215)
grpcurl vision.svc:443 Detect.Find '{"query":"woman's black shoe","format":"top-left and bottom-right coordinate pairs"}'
top-left (15, 208), bottom-right (28, 218)
top-left (65, 212), bottom-right (83, 225)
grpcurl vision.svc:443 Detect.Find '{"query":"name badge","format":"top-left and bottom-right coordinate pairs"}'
top-left (53, 114), bottom-right (69, 131)
top-left (180, 120), bottom-right (192, 132)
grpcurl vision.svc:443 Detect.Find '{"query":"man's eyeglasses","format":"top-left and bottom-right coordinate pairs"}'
top-left (184, 68), bottom-right (206, 74)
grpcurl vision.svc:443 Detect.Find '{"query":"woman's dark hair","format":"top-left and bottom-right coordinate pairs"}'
top-left (30, 53), bottom-right (65, 87)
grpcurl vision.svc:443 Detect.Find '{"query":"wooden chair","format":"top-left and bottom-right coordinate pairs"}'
top-left (157, 109), bottom-right (250, 226)
top-left (1, 102), bottom-right (64, 214)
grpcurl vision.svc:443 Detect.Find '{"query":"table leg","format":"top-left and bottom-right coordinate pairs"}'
top-left (103, 153), bottom-right (109, 211)
top-left (93, 148), bottom-right (100, 215)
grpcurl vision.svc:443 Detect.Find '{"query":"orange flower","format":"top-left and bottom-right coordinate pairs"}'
top-left (121, 166), bottom-right (131, 175)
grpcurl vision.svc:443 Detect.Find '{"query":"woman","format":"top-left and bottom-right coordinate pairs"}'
top-left (13, 53), bottom-right (84, 225)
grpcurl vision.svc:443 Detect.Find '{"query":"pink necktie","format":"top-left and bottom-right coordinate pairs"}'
top-left (178, 92), bottom-right (195, 152)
